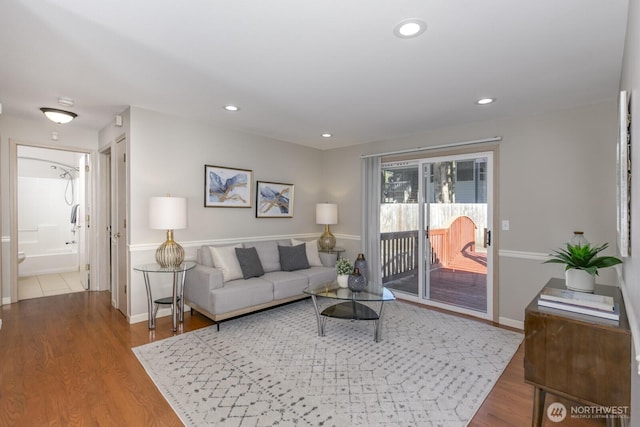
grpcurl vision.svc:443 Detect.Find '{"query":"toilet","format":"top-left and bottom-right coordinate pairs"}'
top-left (18, 251), bottom-right (26, 264)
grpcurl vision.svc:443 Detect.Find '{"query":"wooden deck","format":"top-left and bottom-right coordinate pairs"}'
top-left (386, 250), bottom-right (487, 312)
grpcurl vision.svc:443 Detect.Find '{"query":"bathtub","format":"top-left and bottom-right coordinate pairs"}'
top-left (18, 245), bottom-right (80, 277)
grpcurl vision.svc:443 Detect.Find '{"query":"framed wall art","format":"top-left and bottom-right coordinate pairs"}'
top-left (616, 90), bottom-right (631, 257)
top-left (256, 181), bottom-right (294, 218)
top-left (204, 165), bottom-right (252, 208)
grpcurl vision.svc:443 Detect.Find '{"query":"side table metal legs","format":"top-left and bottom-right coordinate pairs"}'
top-left (171, 270), bottom-right (187, 332)
top-left (142, 272), bottom-right (155, 329)
top-left (142, 270), bottom-right (185, 332)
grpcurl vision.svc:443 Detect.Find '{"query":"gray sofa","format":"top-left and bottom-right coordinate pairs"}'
top-left (184, 239), bottom-right (337, 326)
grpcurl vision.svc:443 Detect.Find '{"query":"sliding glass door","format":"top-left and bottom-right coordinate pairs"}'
top-left (380, 162), bottom-right (420, 296)
top-left (381, 153), bottom-right (493, 319)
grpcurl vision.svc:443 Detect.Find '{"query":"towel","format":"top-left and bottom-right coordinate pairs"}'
top-left (70, 204), bottom-right (79, 224)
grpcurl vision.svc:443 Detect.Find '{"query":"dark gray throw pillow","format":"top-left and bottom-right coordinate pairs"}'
top-left (235, 247), bottom-right (265, 279)
top-left (278, 244), bottom-right (310, 271)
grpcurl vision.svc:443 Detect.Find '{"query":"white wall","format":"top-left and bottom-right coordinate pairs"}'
top-left (323, 100), bottom-right (619, 325)
top-left (0, 115), bottom-right (98, 303)
top-left (619, 0), bottom-right (640, 423)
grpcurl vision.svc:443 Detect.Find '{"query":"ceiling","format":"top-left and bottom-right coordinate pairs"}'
top-left (0, 1), bottom-right (629, 150)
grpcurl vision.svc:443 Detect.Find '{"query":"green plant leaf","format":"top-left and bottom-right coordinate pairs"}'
top-left (543, 242), bottom-right (622, 273)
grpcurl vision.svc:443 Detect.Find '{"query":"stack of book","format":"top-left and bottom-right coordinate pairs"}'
top-left (537, 287), bottom-right (620, 321)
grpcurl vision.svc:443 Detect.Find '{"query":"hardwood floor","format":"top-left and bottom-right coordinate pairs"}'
top-left (0, 291), bottom-right (607, 426)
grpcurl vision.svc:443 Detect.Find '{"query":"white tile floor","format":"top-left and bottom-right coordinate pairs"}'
top-left (18, 271), bottom-right (86, 300)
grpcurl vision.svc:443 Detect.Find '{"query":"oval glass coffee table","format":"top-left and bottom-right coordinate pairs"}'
top-left (303, 282), bottom-right (395, 342)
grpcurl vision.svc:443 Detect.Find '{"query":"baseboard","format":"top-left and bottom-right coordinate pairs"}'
top-left (499, 316), bottom-right (524, 330)
top-left (2, 297), bottom-right (11, 305)
top-left (129, 306), bottom-right (186, 325)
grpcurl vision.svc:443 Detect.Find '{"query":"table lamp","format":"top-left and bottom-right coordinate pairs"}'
top-left (149, 196), bottom-right (188, 267)
top-left (316, 203), bottom-right (337, 250)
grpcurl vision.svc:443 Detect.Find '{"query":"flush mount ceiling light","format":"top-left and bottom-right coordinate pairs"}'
top-left (393, 19), bottom-right (427, 38)
top-left (223, 105), bottom-right (240, 112)
top-left (40, 107), bottom-right (77, 124)
top-left (321, 133), bottom-right (332, 138)
top-left (476, 98), bottom-right (496, 105)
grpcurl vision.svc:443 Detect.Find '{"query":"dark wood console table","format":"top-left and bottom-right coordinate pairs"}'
top-left (524, 278), bottom-right (630, 426)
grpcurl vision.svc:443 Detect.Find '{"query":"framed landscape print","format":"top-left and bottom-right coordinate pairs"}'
top-left (616, 90), bottom-right (631, 257)
top-left (256, 181), bottom-right (294, 218)
top-left (204, 165), bottom-right (252, 208)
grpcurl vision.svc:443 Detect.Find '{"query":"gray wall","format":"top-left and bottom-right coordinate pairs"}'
top-left (323, 100), bottom-right (619, 324)
top-left (620, 0), bottom-right (640, 423)
top-left (120, 107), bottom-right (329, 320)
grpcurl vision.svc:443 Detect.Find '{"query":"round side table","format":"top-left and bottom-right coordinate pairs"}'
top-left (134, 261), bottom-right (196, 331)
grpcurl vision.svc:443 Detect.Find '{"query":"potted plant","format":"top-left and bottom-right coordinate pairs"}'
top-left (544, 242), bottom-right (622, 292)
top-left (335, 257), bottom-right (352, 288)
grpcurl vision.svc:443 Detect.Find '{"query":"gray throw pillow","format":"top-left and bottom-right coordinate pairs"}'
top-left (235, 247), bottom-right (265, 279)
top-left (278, 243), bottom-right (310, 271)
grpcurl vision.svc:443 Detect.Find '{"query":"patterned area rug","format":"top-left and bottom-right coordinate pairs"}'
top-left (133, 299), bottom-right (522, 426)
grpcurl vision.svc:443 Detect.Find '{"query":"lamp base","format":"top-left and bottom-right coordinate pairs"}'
top-left (318, 225), bottom-right (336, 250)
top-left (156, 230), bottom-right (185, 268)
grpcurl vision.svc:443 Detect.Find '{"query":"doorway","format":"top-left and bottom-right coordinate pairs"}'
top-left (12, 144), bottom-right (93, 301)
top-left (381, 151), bottom-right (494, 319)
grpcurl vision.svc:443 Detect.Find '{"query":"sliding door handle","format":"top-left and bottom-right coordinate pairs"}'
top-left (484, 229), bottom-right (491, 247)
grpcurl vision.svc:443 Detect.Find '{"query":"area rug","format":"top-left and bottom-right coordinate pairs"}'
top-left (133, 299), bottom-right (523, 427)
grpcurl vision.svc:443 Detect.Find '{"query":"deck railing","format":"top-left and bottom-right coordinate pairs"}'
top-left (380, 216), bottom-right (477, 283)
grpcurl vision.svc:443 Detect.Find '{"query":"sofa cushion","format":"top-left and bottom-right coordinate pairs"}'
top-left (243, 240), bottom-right (282, 272)
top-left (278, 244), bottom-right (310, 271)
top-left (291, 239), bottom-right (322, 267)
top-left (210, 277), bottom-right (273, 314)
top-left (235, 247), bottom-right (265, 279)
top-left (209, 244), bottom-right (243, 282)
top-left (199, 245), bottom-right (215, 268)
top-left (263, 271), bottom-right (309, 300)
top-left (294, 266), bottom-right (337, 287)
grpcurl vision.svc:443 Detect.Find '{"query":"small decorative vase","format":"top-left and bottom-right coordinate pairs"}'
top-left (354, 253), bottom-right (367, 280)
top-left (348, 268), bottom-right (367, 293)
top-left (565, 268), bottom-right (596, 293)
top-left (337, 274), bottom-right (349, 288)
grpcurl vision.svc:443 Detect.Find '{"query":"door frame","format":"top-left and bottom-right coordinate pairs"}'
top-left (380, 145), bottom-right (499, 322)
top-left (98, 134), bottom-right (128, 316)
top-left (419, 151), bottom-right (494, 321)
top-left (9, 139), bottom-right (98, 302)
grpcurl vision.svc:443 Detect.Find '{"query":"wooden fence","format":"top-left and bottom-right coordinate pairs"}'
top-left (380, 216), bottom-right (477, 283)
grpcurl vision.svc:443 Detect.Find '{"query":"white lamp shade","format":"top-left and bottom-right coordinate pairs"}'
top-left (149, 196), bottom-right (188, 230)
top-left (316, 203), bottom-right (338, 225)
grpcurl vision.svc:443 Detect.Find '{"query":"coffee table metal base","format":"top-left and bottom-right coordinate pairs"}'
top-left (310, 296), bottom-right (387, 342)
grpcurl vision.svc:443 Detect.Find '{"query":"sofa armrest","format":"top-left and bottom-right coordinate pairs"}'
top-left (184, 264), bottom-right (224, 305)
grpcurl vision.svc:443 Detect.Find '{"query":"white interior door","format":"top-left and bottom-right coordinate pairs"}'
top-left (111, 136), bottom-right (128, 317)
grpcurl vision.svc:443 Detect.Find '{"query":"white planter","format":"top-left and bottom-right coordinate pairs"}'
top-left (565, 268), bottom-right (596, 293)
top-left (337, 274), bottom-right (349, 288)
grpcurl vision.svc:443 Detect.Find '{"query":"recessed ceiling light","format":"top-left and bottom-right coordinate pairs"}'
top-left (223, 105), bottom-right (240, 112)
top-left (321, 133), bottom-right (332, 138)
top-left (393, 19), bottom-right (427, 38)
top-left (476, 98), bottom-right (496, 105)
